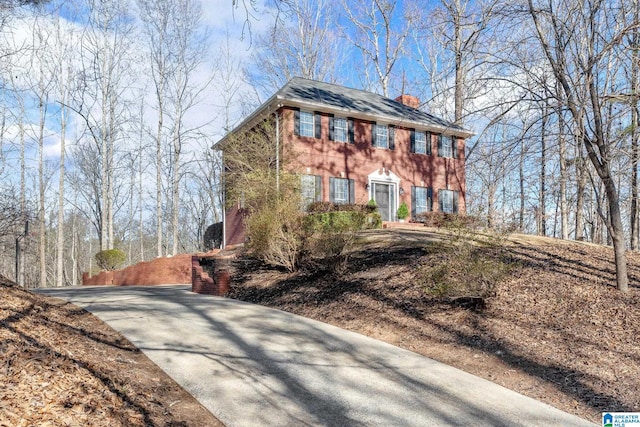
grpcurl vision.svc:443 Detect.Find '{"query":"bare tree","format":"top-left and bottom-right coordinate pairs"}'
top-left (247, 0), bottom-right (342, 94)
top-left (69, 0), bottom-right (134, 252)
top-left (525, 0), bottom-right (634, 291)
top-left (340, 0), bottom-right (416, 96)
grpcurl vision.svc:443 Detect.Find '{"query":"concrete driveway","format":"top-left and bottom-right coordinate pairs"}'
top-left (37, 285), bottom-right (597, 427)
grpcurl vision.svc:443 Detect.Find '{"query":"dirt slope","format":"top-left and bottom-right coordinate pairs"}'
top-left (229, 227), bottom-right (640, 425)
top-left (0, 276), bottom-right (223, 427)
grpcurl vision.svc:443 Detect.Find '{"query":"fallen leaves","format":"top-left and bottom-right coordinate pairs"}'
top-left (0, 276), bottom-right (222, 427)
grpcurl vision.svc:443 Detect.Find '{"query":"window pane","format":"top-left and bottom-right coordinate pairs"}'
top-left (334, 178), bottom-right (348, 204)
top-left (300, 111), bottom-right (314, 137)
top-left (375, 125), bottom-right (388, 148)
top-left (441, 190), bottom-right (453, 213)
top-left (415, 131), bottom-right (427, 154)
top-left (334, 117), bottom-right (347, 142)
top-left (441, 135), bottom-right (453, 158)
top-left (301, 175), bottom-right (316, 208)
top-left (415, 187), bottom-right (428, 213)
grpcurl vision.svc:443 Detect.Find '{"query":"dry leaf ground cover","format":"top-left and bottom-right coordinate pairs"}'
top-left (228, 228), bottom-right (640, 425)
top-left (0, 276), bottom-right (223, 427)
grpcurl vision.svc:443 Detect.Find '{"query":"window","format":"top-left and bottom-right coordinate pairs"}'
top-left (329, 177), bottom-right (355, 204)
top-left (438, 189), bottom-right (459, 214)
top-left (412, 130), bottom-right (430, 155)
top-left (437, 134), bottom-right (458, 158)
top-left (411, 186), bottom-right (432, 217)
top-left (333, 117), bottom-right (348, 142)
top-left (301, 175), bottom-right (322, 209)
top-left (373, 124), bottom-right (389, 149)
top-left (299, 111), bottom-right (314, 137)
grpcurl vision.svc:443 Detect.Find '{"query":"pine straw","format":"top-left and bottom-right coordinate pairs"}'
top-left (0, 276), bottom-right (223, 427)
top-left (229, 230), bottom-right (640, 424)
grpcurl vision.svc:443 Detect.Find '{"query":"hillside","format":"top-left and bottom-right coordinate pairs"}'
top-left (228, 227), bottom-right (640, 424)
top-left (0, 276), bottom-right (223, 427)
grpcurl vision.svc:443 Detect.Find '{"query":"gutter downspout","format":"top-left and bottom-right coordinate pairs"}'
top-left (221, 150), bottom-right (226, 249)
top-left (275, 109), bottom-right (280, 193)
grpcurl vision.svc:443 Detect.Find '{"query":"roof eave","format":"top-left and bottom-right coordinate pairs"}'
top-left (280, 98), bottom-right (475, 138)
top-left (214, 93), bottom-right (475, 149)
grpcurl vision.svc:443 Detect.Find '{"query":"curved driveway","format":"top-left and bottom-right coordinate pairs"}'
top-left (37, 285), bottom-right (596, 427)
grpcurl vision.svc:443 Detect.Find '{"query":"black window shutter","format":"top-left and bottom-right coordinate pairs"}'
top-left (348, 118), bottom-right (355, 144)
top-left (427, 187), bottom-right (433, 211)
top-left (452, 137), bottom-right (458, 159)
top-left (314, 112), bottom-right (322, 139)
top-left (453, 190), bottom-right (459, 214)
top-left (349, 179), bottom-right (355, 203)
top-left (389, 126), bottom-right (395, 150)
top-left (372, 123), bottom-right (377, 147)
top-left (294, 109), bottom-right (300, 136)
top-left (437, 134), bottom-right (443, 157)
top-left (315, 175), bottom-right (322, 201)
top-left (410, 129), bottom-right (415, 153)
top-left (329, 177), bottom-right (335, 202)
top-left (438, 189), bottom-right (443, 212)
top-left (427, 132), bottom-right (432, 155)
top-left (329, 115), bottom-right (335, 141)
top-left (411, 186), bottom-right (416, 218)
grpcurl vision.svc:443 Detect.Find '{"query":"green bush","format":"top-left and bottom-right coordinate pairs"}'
top-left (397, 202), bottom-right (409, 220)
top-left (95, 249), bottom-right (126, 271)
top-left (302, 208), bottom-right (379, 273)
top-left (303, 211), bottom-right (365, 232)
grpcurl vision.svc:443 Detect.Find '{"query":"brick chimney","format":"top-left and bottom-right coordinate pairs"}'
top-left (394, 94), bottom-right (420, 109)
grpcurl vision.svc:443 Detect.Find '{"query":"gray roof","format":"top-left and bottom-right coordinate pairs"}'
top-left (275, 77), bottom-right (472, 137)
top-left (217, 78), bottom-right (473, 147)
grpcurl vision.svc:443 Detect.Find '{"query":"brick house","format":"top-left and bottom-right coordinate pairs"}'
top-left (218, 77), bottom-right (473, 247)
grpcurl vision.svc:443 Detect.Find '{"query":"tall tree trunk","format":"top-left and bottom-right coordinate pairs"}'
top-left (156, 108), bottom-right (163, 257)
top-left (539, 102), bottom-right (547, 236)
top-left (519, 138), bottom-right (525, 231)
top-left (575, 140), bottom-right (587, 241)
top-left (38, 98), bottom-right (47, 288)
top-left (107, 95), bottom-right (116, 250)
top-left (56, 96), bottom-right (67, 287)
top-left (631, 15), bottom-right (639, 250)
top-left (18, 92), bottom-right (26, 287)
top-left (557, 85), bottom-right (569, 240)
top-left (453, 0), bottom-right (464, 126)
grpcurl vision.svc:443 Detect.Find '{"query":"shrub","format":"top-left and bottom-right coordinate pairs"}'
top-left (414, 212), bottom-right (481, 229)
top-left (416, 224), bottom-right (516, 306)
top-left (302, 208), bottom-right (380, 273)
top-left (246, 196), bottom-right (304, 272)
top-left (95, 249), bottom-right (126, 271)
top-left (397, 202), bottom-right (409, 220)
top-left (419, 249), bottom-right (513, 301)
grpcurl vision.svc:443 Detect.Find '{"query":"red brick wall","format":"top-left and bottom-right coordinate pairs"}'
top-left (225, 206), bottom-right (248, 247)
top-left (281, 107), bottom-right (466, 214)
top-left (82, 254), bottom-right (192, 286)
